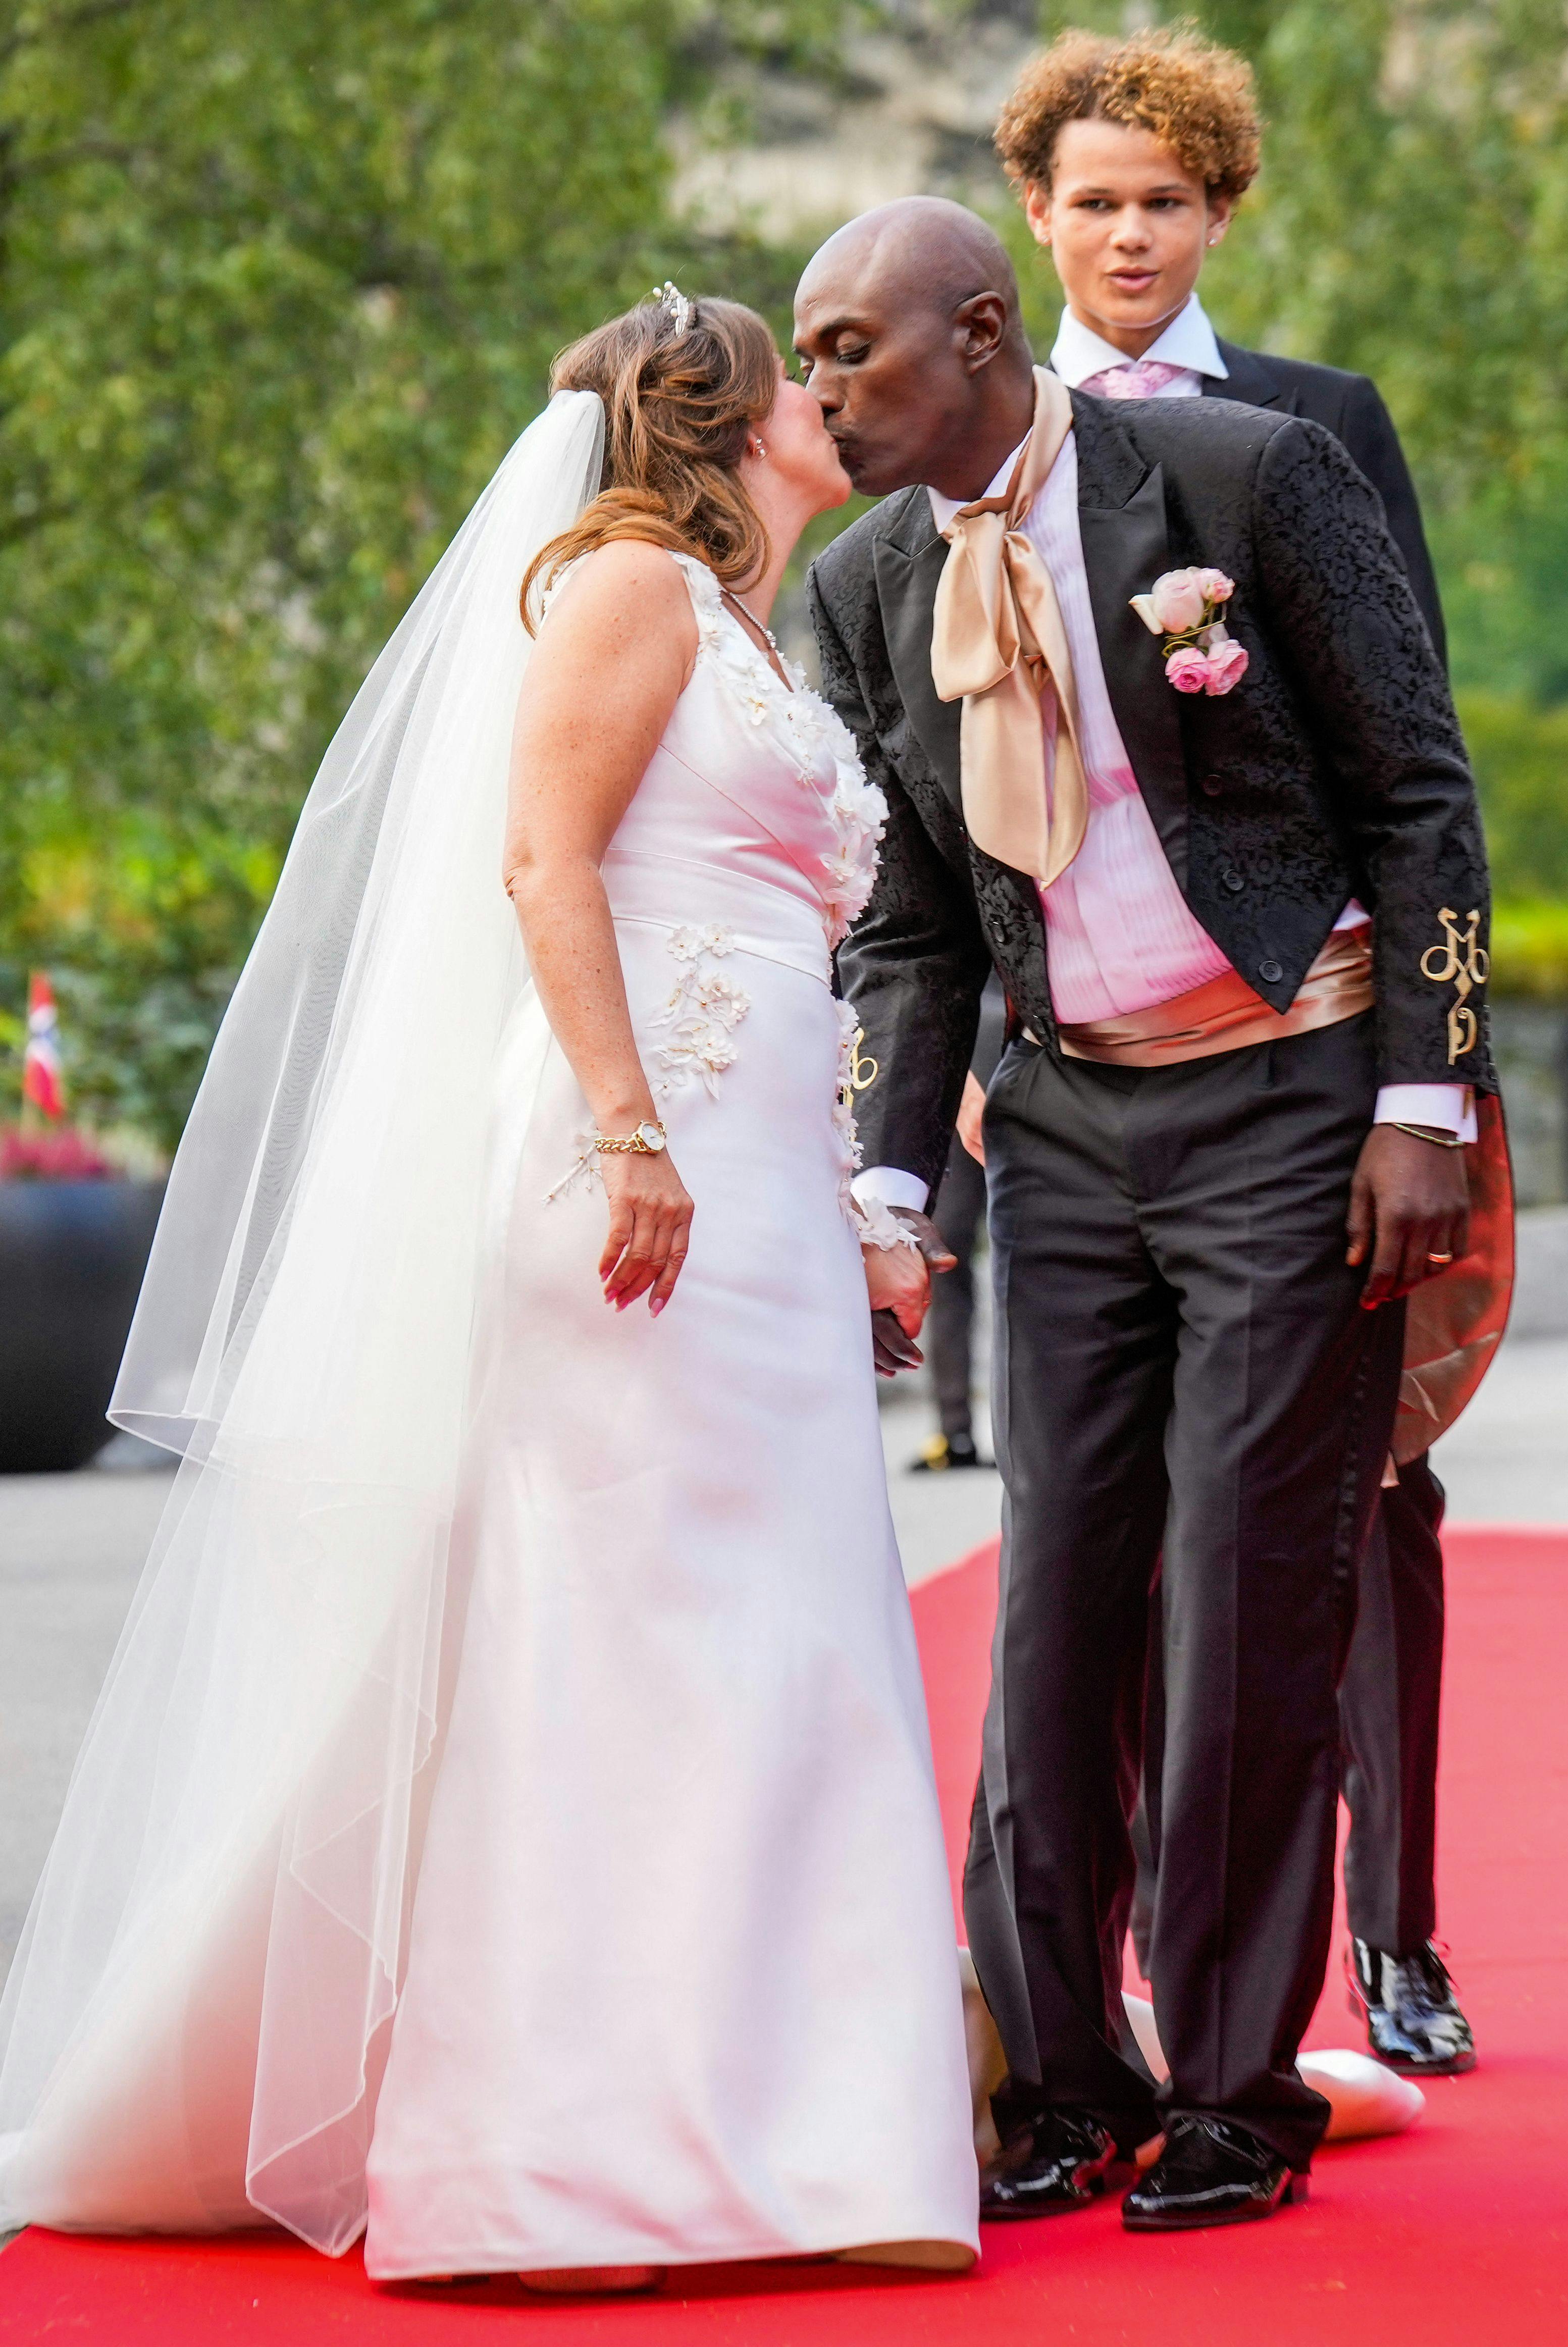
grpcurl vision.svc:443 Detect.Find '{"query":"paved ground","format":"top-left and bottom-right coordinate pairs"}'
top-left (0, 1466), bottom-right (175, 1979)
top-left (3, 1315), bottom-right (1564, 1985)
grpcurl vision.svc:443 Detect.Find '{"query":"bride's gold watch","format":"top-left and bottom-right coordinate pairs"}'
top-left (592, 1121), bottom-right (667, 1156)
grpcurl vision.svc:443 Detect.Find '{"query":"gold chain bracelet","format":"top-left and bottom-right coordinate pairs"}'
top-left (591, 1121), bottom-right (667, 1156)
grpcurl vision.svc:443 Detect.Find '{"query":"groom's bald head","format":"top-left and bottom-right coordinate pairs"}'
top-left (803, 197), bottom-right (1026, 328)
top-left (795, 197), bottom-right (1037, 500)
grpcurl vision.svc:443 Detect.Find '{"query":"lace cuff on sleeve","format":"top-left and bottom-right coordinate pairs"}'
top-left (850, 1193), bottom-right (920, 1251)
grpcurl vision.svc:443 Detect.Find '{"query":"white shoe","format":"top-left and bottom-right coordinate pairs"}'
top-left (1121, 1992), bottom-right (1425, 2141)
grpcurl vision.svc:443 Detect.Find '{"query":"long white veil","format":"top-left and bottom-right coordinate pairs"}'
top-left (0, 391), bottom-right (606, 2252)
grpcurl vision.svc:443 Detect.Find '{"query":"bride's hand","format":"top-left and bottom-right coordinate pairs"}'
top-left (599, 1149), bottom-right (694, 1316)
top-left (863, 1237), bottom-right (931, 1335)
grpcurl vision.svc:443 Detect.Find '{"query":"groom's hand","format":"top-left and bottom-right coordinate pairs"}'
top-left (1346, 1124), bottom-right (1470, 1307)
top-left (870, 1308), bottom-right (924, 1378)
top-left (888, 1207), bottom-right (959, 1276)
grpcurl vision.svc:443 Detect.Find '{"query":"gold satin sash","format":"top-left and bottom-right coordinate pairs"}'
top-left (930, 368), bottom-right (1085, 885)
top-left (1056, 923), bottom-right (1376, 1067)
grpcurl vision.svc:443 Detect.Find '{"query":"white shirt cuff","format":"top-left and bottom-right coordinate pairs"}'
top-left (1374, 1084), bottom-right (1477, 1143)
top-left (851, 1165), bottom-right (929, 1214)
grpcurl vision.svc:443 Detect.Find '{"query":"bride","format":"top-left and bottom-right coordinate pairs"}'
top-left (0, 288), bottom-right (979, 2283)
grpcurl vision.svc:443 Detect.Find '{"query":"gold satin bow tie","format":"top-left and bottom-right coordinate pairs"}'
top-left (930, 368), bottom-right (1086, 886)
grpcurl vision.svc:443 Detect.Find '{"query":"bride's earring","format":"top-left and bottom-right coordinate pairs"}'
top-left (749, 438), bottom-right (767, 461)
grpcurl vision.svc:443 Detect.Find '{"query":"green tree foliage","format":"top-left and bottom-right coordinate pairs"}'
top-left (0, 0), bottom-right (842, 1143)
top-left (1455, 692), bottom-right (1568, 996)
top-left (7, 1), bottom-right (1568, 1141)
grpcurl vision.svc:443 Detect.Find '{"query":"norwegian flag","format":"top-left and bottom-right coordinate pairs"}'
top-left (22, 972), bottom-right (67, 1121)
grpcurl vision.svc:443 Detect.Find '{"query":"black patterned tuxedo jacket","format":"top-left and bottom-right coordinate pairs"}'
top-left (808, 392), bottom-right (1493, 1196)
top-left (1205, 338), bottom-right (1446, 667)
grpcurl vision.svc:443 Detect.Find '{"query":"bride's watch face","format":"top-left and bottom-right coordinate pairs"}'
top-left (637, 1122), bottom-right (667, 1153)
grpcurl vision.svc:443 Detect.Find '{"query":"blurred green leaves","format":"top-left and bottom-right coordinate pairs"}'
top-left (6, 1), bottom-right (1568, 1145)
top-left (0, 0), bottom-right (840, 1143)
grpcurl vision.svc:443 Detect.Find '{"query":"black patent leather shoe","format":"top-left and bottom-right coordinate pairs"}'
top-left (1347, 1938), bottom-right (1476, 2076)
top-left (1122, 2115), bottom-right (1306, 2232)
top-left (979, 2104), bottom-right (1126, 2220)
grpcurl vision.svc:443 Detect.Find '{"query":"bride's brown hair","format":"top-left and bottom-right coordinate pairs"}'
top-left (520, 293), bottom-right (779, 631)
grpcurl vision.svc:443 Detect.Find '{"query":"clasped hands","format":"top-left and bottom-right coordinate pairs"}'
top-left (863, 1214), bottom-right (956, 1376)
top-left (597, 1136), bottom-right (956, 1355)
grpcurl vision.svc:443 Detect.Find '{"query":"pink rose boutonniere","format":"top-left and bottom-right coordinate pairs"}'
top-left (1129, 567), bottom-right (1249, 697)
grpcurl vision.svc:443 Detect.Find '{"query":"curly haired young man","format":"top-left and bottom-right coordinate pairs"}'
top-left (997, 22), bottom-right (1477, 2090)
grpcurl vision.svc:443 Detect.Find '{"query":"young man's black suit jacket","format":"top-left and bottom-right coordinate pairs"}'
top-left (808, 390), bottom-right (1491, 1201)
top-left (1205, 337), bottom-right (1445, 667)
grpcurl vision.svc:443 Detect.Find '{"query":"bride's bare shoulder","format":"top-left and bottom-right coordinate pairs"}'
top-left (524, 542), bottom-right (701, 715)
top-left (540, 540), bottom-right (697, 645)
top-left (534, 541), bottom-right (699, 692)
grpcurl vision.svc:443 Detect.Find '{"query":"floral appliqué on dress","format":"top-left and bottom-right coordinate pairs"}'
top-left (674, 556), bottom-right (886, 954)
top-left (650, 924), bottom-right (751, 1101)
top-left (544, 925), bottom-right (752, 1202)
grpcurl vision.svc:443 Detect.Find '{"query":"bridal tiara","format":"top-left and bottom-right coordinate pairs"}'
top-left (654, 280), bottom-right (693, 335)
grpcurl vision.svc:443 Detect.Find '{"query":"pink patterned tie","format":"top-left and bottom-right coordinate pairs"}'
top-left (1077, 357), bottom-right (1190, 399)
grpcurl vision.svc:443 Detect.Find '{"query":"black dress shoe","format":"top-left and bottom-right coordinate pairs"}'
top-left (1347, 1938), bottom-right (1477, 2076)
top-left (909, 1432), bottom-right (991, 1473)
top-left (1122, 2115), bottom-right (1306, 2232)
top-left (979, 2105), bottom-right (1125, 2219)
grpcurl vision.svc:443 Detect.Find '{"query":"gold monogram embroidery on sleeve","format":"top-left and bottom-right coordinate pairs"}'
top-left (844, 1026), bottom-right (879, 1095)
top-left (1419, 907), bottom-right (1488, 1064)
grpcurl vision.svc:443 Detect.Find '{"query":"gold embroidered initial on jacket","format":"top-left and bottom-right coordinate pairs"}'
top-left (842, 1026), bottom-right (879, 1097)
top-left (1419, 906), bottom-right (1488, 1064)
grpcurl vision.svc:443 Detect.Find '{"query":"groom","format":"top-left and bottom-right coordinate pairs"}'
top-left (797, 196), bottom-right (1493, 2229)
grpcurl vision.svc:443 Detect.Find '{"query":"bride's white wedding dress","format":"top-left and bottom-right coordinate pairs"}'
top-left (362, 555), bottom-right (977, 2274)
top-left (0, 506), bottom-right (977, 2275)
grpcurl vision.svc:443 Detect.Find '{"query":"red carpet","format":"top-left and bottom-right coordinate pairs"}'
top-left (3, 1525), bottom-right (1565, 2344)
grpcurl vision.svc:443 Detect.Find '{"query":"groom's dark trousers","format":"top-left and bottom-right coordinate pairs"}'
top-left (962, 1016), bottom-right (1404, 2168)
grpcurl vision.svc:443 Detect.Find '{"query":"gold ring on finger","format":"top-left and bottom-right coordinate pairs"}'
top-left (1426, 1250), bottom-right (1454, 1265)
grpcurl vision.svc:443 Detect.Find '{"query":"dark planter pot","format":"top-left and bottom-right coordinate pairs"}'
top-left (0, 1179), bottom-right (165, 1473)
